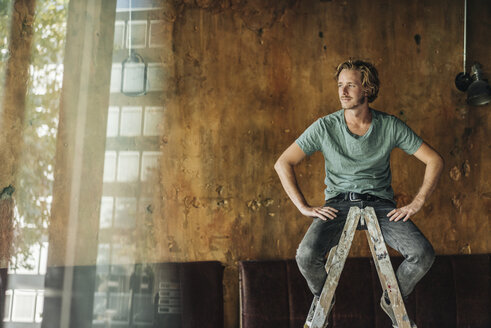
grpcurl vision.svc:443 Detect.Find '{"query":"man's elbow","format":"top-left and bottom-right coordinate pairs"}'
top-left (274, 158), bottom-right (283, 173)
top-left (434, 153), bottom-right (445, 173)
top-left (274, 157), bottom-right (293, 174)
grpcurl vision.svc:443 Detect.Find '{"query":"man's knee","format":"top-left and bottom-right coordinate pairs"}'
top-left (296, 245), bottom-right (322, 270)
top-left (423, 244), bottom-right (436, 268)
top-left (408, 241), bottom-right (435, 270)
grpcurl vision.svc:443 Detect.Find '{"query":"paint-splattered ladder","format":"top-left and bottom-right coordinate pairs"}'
top-left (305, 207), bottom-right (412, 328)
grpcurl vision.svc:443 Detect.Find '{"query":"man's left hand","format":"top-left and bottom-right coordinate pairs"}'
top-left (387, 198), bottom-right (424, 222)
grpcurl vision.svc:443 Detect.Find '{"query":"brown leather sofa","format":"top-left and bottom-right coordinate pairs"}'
top-left (239, 255), bottom-right (490, 328)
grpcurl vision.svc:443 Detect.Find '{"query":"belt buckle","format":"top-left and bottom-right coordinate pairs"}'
top-left (349, 192), bottom-right (361, 201)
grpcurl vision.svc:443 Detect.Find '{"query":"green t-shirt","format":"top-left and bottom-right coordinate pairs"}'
top-left (295, 109), bottom-right (423, 201)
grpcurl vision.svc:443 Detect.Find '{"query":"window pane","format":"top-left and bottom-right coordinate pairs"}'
top-left (114, 21), bottom-right (125, 49)
top-left (107, 106), bottom-right (120, 137)
top-left (143, 106), bottom-right (164, 136)
top-left (15, 245), bottom-right (40, 275)
top-left (149, 20), bottom-right (165, 48)
top-left (35, 292), bottom-right (44, 323)
top-left (38, 242), bottom-right (49, 275)
top-left (147, 63), bottom-right (164, 92)
top-left (93, 291), bottom-right (107, 320)
top-left (110, 64), bottom-right (122, 93)
top-left (111, 245), bottom-right (133, 268)
top-left (100, 197), bottom-right (114, 229)
top-left (4, 290), bottom-right (12, 321)
top-left (120, 107), bottom-right (142, 136)
top-left (12, 290), bottom-right (36, 322)
top-left (103, 151), bottom-right (117, 182)
top-left (96, 244), bottom-right (111, 267)
top-left (117, 151), bottom-right (140, 182)
top-left (109, 292), bottom-right (131, 322)
top-left (141, 151), bottom-right (161, 181)
top-left (126, 21), bottom-right (147, 49)
top-left (114, 197), bottom-right (137, 228)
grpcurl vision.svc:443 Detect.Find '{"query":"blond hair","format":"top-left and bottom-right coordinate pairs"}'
top-left (335, 59), bottom-right (380, 103)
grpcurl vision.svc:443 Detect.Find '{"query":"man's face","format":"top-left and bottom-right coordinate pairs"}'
top-left (337, 69), bottom-right (367, 110)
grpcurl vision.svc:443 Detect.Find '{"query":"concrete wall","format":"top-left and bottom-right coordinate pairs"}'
top-left (154, 0), bottom-right (490, 325)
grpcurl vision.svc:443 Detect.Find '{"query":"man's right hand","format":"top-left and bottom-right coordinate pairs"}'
top-left (300, 206), bottom-right (338, 221)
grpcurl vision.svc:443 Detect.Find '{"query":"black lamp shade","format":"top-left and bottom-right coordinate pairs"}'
top-left (455, 63), bottom-right (491, 106)
top-left (467, 79), bottom-right (491, 106)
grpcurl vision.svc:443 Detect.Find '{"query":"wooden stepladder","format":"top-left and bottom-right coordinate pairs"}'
top-left (305, 207), bottom-right (412, 328)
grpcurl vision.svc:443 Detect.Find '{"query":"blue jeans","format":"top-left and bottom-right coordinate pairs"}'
top-left (295, 197), bottom-right (435, 297)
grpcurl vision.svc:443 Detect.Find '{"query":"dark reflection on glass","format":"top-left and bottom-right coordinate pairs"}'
top-left (93, 263), bottom-right (182, 327)
top-left (41, 263), bottom-right (182, 328)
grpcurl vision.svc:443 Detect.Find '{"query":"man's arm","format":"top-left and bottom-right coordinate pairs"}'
top-left (274, 142), bottom-right (338, 220)
top-left (388, 142), bottom-right (444, 222)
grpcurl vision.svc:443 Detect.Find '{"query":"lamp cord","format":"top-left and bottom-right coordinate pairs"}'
top-left (128, 0), bottom-right (132, 57)
top-left (463, 0), bottom-right (467, 73)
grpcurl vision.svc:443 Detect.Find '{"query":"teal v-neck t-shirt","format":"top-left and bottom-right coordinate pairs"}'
top-left (295, 109), bottom-right (423, 201)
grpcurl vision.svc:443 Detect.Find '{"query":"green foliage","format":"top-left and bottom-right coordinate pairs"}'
top-left (6, 0), bottom-right (69, 270)
top-left (0, 0), bottom-right (11, 83)
top-left (0, 0), bottom-right (11, 16)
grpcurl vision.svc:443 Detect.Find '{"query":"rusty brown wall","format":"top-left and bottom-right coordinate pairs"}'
top-left (154, 0), bottom-right (490, 325)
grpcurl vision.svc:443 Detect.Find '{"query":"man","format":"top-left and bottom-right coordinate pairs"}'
top-left (274, 59), bottom-right (444, 327)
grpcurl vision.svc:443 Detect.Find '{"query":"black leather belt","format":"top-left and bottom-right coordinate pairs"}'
top-left (331, 192), bottom-right (381, 202)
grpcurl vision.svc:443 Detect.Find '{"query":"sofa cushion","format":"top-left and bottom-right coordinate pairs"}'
top-left (414, 256), bottom-right (457, 327)
top-left (452, 255), bottom-right (490, 327)
top-left (240, 260), bottom-right (291, 328)
top-left (180, 261), bottom-right (224, 328)
top-left (286, 260), bottom-right (314, 328)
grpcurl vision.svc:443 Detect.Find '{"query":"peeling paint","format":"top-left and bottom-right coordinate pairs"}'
top-left (459, 244), bottom-right (471, 254)
top-left (184, 195), bottom-right (201, 209)
top-left (462, 160), bottom-right (470, 177)
top-left (167, 236), bottom-right (181, 253)
top-left (451, 193), bottom-right (463, 213)
top-left (449, 165), bottom-right (461, 181)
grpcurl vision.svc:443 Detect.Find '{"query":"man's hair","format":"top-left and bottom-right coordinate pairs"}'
top-left (335, 59), bottom-right (380, 103)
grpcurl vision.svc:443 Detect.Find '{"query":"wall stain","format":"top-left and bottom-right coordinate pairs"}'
top-left (451, 193), bottom-right (463, 213)
top-left (247, 195), bottom-right (274, 211)
top-left (449, 165), bottom-right (461, 181)
top-left (167, 236), bottom-right (181, 253)
top-left (459, 243), bottom-right (471, 254)
top-left (462, 160), bottom-right (470, 177)
top-left (238, 0), bottom-right (297, 33)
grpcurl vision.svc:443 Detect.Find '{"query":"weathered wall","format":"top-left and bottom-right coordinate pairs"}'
top-left (154, 0), bottom-right (490, 326)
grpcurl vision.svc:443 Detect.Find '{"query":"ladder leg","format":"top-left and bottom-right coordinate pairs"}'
top-left (363, 207), bottom-right (412, 328)
top-left (307, 206), bottom-right (362, 328)
top-left (304, 245), bottom-right (337, 328)
top-left (325, 245), bottom-right (337, 275)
